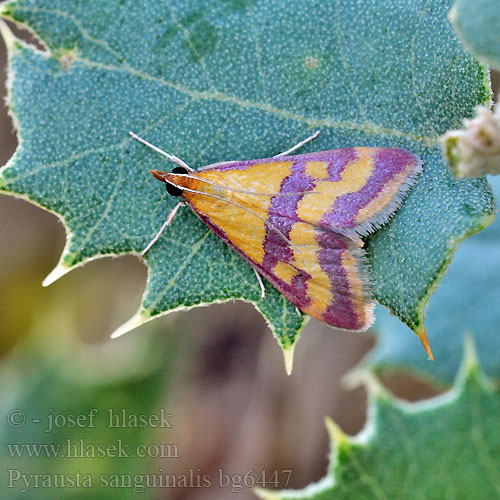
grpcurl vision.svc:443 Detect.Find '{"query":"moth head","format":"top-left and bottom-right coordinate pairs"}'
top-left (150, 166), bottom-right (188, 197)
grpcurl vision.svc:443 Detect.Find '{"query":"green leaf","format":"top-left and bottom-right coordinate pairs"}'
top-left (0, 0), bottom-right (494, 359)
top-left (0, 327), bottom-right (182, 499)
top-left (255, 341), bottom-right (500, 500)
top-left (367, 175), bottom-right (500, 385)
top-left (449, 0), bottom-right (500, 70)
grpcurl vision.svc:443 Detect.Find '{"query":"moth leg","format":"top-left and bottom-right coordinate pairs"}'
top-left (273, 130), bottom-right (320, 157)
top-left (141, 202), bottom-right (185, 256)
top-left (129, 131), bottom-right (195, 171)
top-left (253, 267), bottom-right (266, 300)
top-left (295, 307), bottom-right (302, 317)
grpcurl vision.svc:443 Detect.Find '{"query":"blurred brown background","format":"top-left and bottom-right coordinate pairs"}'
top-left (0, 22), bottom-right (497, 500)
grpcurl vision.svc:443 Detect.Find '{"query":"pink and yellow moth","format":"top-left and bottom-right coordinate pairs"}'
top-left (128, 131), bottom-right (431, 359)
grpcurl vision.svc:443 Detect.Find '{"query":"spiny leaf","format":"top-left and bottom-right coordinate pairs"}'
top-left (368, 175), bottom-right (500, 385)
top-left (255, 340), bottom-right (500, 499)
top-left (0, 0), bottom-right (494, 362)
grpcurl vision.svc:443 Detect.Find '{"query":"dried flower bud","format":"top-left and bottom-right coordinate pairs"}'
top-left (441, 106), bottom-right (500, 178)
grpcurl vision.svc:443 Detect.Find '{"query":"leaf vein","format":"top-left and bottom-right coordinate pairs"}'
top-left (72, 56), bottom-right (438, 146)
top-left (333, 0), bottom-right (369, 122)
top-left (409, 0), bottom-right (438, 136)
top-left (69, 145), bottom-right (126, 256)
top-left (160, 0), bottom-right (216, 91)
top-left (147, 229), bottom-right (211, 312)
top-left (13, 6), bottom-right (125, 63)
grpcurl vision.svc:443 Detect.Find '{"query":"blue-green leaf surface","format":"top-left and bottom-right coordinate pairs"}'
top-left (368, 175), bottom-right (500, 385)
top-left (255, 345), bottom-right (500, 500)
top-left (449, 0), bottom-right (500, 70)
top-left (0, 0), bottom-right (494, 356)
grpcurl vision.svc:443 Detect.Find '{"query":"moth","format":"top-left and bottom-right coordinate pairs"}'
top-left (129, 131), bottom-right (430, 357)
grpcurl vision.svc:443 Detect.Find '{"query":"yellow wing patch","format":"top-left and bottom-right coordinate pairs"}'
top-left (272, 261), bottom-right (299, 285)
top-left (186, 161), bottom-right (292, 265)
top-left (305, 161), bottom-right (329, 179)
top-left (296, 149), bottom-right (375, 225)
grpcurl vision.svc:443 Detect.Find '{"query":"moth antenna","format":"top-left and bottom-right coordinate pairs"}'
top-left (162, 178), bottom-right (299, 251)
top-left (129, 131), bottom-right (195, 172)
top-left (141, 201), bottom-right (185, 256)
top-left (170, 172), bottom-right (319, 197)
